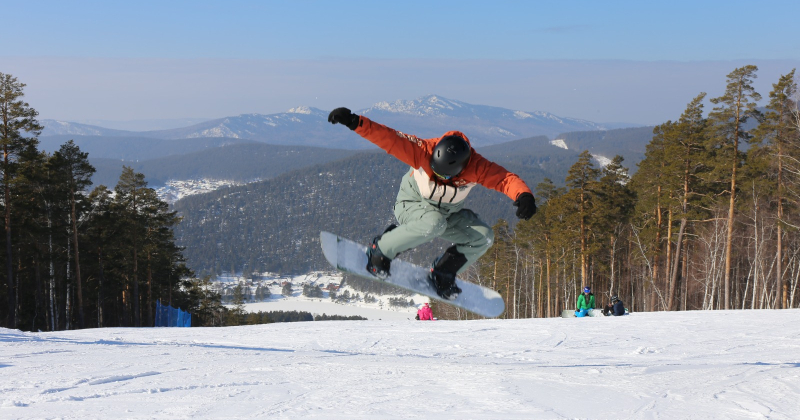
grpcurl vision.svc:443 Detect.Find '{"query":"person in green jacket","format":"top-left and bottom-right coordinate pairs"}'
top-left (575, 286), bottom-right (595, 317)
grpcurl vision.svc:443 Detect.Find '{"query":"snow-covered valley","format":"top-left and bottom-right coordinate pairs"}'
top-left (2, 310), bottom-right (798, 419)
top-left (155, 179), bottom-right (249, 205)
top-left (212, 271), bottom-right (424, 321)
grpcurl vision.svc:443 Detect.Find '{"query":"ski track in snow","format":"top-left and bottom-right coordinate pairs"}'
top-left (1, 310), bottom-right (799, 419)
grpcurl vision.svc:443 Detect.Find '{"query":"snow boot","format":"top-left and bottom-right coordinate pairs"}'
top-left (365, 224), bottom-right (397, 279)
top-left (429, 245), bottom-right (466, 300)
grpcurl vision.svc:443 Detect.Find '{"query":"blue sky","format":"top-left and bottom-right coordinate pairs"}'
top-left (1, 0), bottom-right (798, 126)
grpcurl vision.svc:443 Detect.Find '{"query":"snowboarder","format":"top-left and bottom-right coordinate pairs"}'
top-left (575, 286), bottom-right (595, 317)
top-left (602, 295), bottom-right (626, 316)
top-left (417, 302), bottom-right (433, 321)
top-left (328, 107), bottom-right (536, 300)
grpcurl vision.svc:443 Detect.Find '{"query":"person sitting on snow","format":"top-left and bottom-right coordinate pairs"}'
top-left (575, 286), bottom-right (595, 317)
top-left (603, 295), bottom-right (625, 316)
top-left (328, 107), bottom-right (536, 301)
top-left (417, 302), bottom-right (433, 321)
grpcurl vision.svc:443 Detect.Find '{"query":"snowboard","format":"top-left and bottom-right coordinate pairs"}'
top-left (561, 309), bottom-right (604, 318)
top-left (320, 231), bottom-right (505, 318)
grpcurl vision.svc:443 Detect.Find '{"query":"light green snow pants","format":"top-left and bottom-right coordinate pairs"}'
top-left (376, 183), bottom-right (494, 274)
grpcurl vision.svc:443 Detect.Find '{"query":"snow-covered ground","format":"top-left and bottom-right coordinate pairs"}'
top-left (2, 310), bottom-right (798, 419)
top-left (592, 154), bottom-right (612, 167)
top-left (155, 179), bottom-right (249, 204)
top-left (239, 300), bottom-right (417, 321)
top-left (550, 138), bottom-right (569, 149)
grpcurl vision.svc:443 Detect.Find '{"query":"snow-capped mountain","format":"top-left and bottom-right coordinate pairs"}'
top-left (39, 120), bottom-right (133, 137)
top-left (41, 95), bottom-right (624, 149)
top-left (360, 94), bottom-right (606, 142)
top-left (364, 95), bottom-right (599, 127)
top-left (150, 106), bottom-right (332, 140)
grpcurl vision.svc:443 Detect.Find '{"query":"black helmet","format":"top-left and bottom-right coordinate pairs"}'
top-left (430, 135), bottom-right (471, 179)
top-left (611, 295), bottom-right (619, 303)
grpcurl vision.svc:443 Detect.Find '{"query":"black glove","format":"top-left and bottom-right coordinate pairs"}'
top-left (328, 107), bottom-right (360, 130)
top-left (514, 192), bottom-right (537, 220)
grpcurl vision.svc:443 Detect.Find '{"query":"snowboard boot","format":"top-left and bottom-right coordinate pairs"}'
top-left (365, 224), bottom-right (397, 279)
top-left (429, 245), bottom-right (466, 300)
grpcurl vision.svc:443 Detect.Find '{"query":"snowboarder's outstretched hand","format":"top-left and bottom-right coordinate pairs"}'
top-left (514, 192), bottom-right (536, 220)
top-left (328, 107), bottom-right (360, 131)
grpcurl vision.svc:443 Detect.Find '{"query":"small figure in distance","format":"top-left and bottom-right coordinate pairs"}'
top-left (602, 295), bottom-right (626, 316)
top-left (417, 302), bottom-right (434, 321)
top-left (575, 286), bottom-right (595, 317)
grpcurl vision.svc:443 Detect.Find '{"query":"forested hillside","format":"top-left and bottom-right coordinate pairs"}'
top-left (38, 135), bottom-right (256, 161)
top-left (172, 151), bottom-right (554, 276)
top-left (89, 143), bottom-right (361, 187)
top-left (478, 135), bottom-right (583, 179)
top-left (554, 126), bottom-right (655, 167)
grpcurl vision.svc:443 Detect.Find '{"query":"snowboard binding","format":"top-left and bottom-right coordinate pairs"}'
top-left (365, 224), bottom-right (397, 279)
top-left (429, 246), bottom-right (466, 300)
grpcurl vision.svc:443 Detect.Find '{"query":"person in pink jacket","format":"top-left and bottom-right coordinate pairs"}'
top-left (417, 302), bottom-right (433, 321)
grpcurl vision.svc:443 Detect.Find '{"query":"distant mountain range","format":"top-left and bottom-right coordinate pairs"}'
top-left (41, 94), bottom-right (640, 149)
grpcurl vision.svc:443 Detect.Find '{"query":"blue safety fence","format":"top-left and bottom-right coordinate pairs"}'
top-left (155, 300), bottom-right (191, 327)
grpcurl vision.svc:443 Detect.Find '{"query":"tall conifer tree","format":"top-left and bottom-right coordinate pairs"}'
top-left (664, 93), bottom-right (709, 310)
top-left (751, 69), bottom-right (798, 308)
top-left (0, 73), bottom-right (42, 328)
top-left (51, 140), bottom-right (95, 328)
top-left (565, 150), bottom-right (600, 288)
top-left (114, 166), bottom-right (148, 326)
top-left (708, 65), bottom-right (761, 310)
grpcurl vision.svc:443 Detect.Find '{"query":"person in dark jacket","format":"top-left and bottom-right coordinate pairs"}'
top-left (603, 295), bottom-right (626, 316)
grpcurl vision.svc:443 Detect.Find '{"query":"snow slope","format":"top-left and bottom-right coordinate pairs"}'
top-left (2, 310), bottom-right (799, 419)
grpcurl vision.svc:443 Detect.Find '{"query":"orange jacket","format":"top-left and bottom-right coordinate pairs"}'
top-left (354, 116), bottom-right (533, 202)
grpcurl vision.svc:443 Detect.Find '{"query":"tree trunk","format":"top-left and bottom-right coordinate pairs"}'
top-left (147, 252), bottom-right (153, 327)
top-left (70, 196), bottom-right (85, 328)
top-left (546, 245), bottom-right (551, 318)
top-left (4, 145), bottom-right (14, 329)
top-left (777, 139), bottom-right (787, 309)
top-left (580, 189), bottom-right (587, 286)
top-left (665, 209), bottom-right (673, 309)
top-left (97, 249), bottom-right (106, 327)
top-left (132, 190), bottom-right (140, 327)
top-left (48, 204), bottom-right (56, 331)
top-left (668, 218), bottom-right (687, 311)
top-left (723, 137), bottom-right (738, 310)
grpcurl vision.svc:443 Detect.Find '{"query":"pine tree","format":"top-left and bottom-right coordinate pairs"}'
top-left (138, 187), bottom-right (182, 327)
top-left (85, 185), bottom-right (115, 327)
top-left (593, 155), bottom-right (635, 300)
top-left (664, 94), bottom-right (710, 310)
top-left (50, 140), bottom-right (95, 328)
top-left (630, 125), bottom-right (671, 311)
top-left (750, 69), bottom-right (798, 308)
top-left (114, 166), bottom-right (148, 326)
top-left (529, 178), bottom-right (565, 317)
top-left (0, 73), bottom-right (42, 328)
top-left (707, 65), bottom-right (761, 309)
top-left (564, 150), bottom-right (600, 287)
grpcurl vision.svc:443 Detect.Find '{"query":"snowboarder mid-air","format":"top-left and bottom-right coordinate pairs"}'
top-left (328, 107), bottom-right (537, 300)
